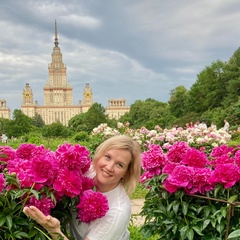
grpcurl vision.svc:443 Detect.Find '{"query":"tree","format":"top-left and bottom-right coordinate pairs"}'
top-left (168, 86), bottom-right (189, 118)
top-left (121, 98), bottom-right (172, 129)
top-left (5, 110), bottom-right (33, 138)
top-left (222, 47), bottom-right (240, 107)
top-left (85, 103), bottom-right (108, 132)
top-left (32, 113), bottom-right (45, 128)
top-left (187, 60), bottom-right (227, 113)
top-left (42, 122), bottom-right (73, 138)
top-left (68, 113), bottom-right (88, 132)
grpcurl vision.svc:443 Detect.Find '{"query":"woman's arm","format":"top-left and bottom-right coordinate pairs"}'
top-left (23, 206), bottom-right (68, 240)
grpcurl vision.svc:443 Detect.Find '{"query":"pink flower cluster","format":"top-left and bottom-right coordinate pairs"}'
top-left (0, 143), bottom-right (109, 222)
top-left (140, 141), bottom-right (240, 195)
top-left (77, 189), bottom-right (109, 223)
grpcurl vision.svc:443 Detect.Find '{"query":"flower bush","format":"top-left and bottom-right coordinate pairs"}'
top-left (0, 143), bottom-right (109, 239)
top-left (140, 142), bottom-right (240, 240)
top-left (91, 123), bottom-right (231, 152)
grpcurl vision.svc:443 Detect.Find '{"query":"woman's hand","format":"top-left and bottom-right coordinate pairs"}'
top-left (23, 206), bottom-right (68, 239)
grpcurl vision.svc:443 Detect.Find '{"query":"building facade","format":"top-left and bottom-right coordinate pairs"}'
top-left (20, 21), bottom-right (130, 125)
top-left (21, 21), bottom-right (93, 126)
top-left (105, 99), bottom-right (130, 119)
top-left (0, 100), bottom-right (10, 119)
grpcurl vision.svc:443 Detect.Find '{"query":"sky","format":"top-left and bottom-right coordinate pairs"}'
top-left (1, 0), bottom-right (240, 117)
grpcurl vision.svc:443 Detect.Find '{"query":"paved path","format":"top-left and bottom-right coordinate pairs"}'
top-left (131, 198), bottom-right (145, 226)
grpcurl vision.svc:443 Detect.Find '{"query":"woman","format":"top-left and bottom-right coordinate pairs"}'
top-left (23, 135), bottom-right (142, 240)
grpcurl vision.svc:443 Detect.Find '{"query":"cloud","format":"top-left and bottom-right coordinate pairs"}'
top-left (0, 0), bottom-right (240, 116)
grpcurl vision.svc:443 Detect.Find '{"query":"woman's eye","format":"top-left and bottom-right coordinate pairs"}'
top-left (117, 163), bottom-right (124, 168)
top-left (105, 155), bottom-right (110, 160)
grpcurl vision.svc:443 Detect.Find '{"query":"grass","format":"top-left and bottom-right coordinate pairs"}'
top-left (130, 183), bottom-right (149, 199)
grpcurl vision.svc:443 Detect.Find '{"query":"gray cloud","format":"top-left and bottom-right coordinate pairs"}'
top-left (0, 0), bottom-right (240, 116)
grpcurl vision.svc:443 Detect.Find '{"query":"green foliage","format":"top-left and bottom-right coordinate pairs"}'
top-left (0, 171), bottom-right (55, 239)
top-left (72, 131), bottom-right (89, 143)
top-left (187, 60), bottom-right (227, 114)
top-left (5, 110), bottom-right (33, 137)
top-left (168, 86), bottom-right (189, 118)
top-left (140, 175), bottom-right (240, 240)
top-left (42, 122), bottom-right (73, 138)
top-left (123, 99), bottom-right (173, 129)
top-left (130, 183), bottom-right (149, 199)
top-left (32, 113), bottom-right (45, 128)
top-left (129, 224), bottom-right (160, 240)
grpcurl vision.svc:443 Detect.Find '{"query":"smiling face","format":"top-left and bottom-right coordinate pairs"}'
top-left (94, 148), bottom-right (132, 193)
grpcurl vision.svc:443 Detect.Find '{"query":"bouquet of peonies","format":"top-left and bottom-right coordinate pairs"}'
top-left (140, 142), bottom-right (240, 240)
top-left (0, 143), bottom-right (109, 239)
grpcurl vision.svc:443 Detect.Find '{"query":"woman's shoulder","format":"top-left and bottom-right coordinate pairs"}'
top-left (105, 185), bottom-right (131, 209)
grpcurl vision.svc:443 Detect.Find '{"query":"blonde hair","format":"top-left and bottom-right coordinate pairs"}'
top-left (92, 135), bottom-right (142, 195)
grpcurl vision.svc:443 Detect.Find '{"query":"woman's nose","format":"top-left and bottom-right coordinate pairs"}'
top-left (106, 162), bottom-right (114, 171)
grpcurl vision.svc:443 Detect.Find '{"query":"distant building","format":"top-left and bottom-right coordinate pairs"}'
top-left (0, 100), bottom-right (10, 119)
top-left (21, 21), bottom-right (93, 126)
top-left (105, 99), bottom-right (130, 119)
top-left (11, 20), bottom-right (130, 125)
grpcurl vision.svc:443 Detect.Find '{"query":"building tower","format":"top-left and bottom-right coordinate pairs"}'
top-left (44, 20), bottom-right (73, 106)
top-left (21, 20), bottom-right (93, 125)
top-left (0, 100), bottom-right (10, 119)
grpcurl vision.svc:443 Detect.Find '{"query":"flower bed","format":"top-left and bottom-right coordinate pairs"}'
top-left (140, 142), bottom-right (240, 240)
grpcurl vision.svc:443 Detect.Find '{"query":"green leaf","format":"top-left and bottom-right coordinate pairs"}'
top-left (30, 189), bottom-right (39, 199)
top-left (0, 216), bottom-right (6, 226)
top-left (228, 229), bottom-right (240, 239)
top-left (180, 226), bottom-right (188, 239)
top-left (28, 228), bottom-right (39, 237)
top-left (192, 226), bottom-right (204, 236)
top-left (182, 202), bottom-right (188, 215)
top-left (12, 231), bottom-right (29, 238)
top-left (173, 201), bottom-right (180, 214)
top-left (228, 195), bottom-right (238, 203)
top-left (186, 228), bottom-right (194, 240)
top-left (202, 219), bottom-right (210, 230)
top-left (14, 189), bottom-right (27, 198)
top-left (6, 215), bottom-right (13, 229)
top-left (161, 190), bottom-right (168, 199)
top-left (213, 184), bottom-right (222, 198)
top-left (220, 207), bottom-right (227, 217)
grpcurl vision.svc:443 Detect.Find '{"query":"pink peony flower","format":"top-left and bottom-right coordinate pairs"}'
top-left (31, 152), bottom-right (59, 186)
top-left (181, 148), bottom-right (210, 168)
top-left (16, 144), bottom-right (47, 160)
top-left (162, 163), bottom-right (178, 174)
top-left (184, 167), bottom-right (214, 194)
top-left (210, 145), bottom-right (234, 158)
top-left (77, 189), bottom-right (109, 223)
top-left (209, 163), bottom-right (240, 188)
top-left (234, 150), bottom-right (240, 167)
top-left (55, 143), bottom-right (91, 173)
top-left (0, 146), bottom-right (16, 164)
top-left (81, 176), bottom-right (95, 192)
top-left (140, 168), bottom-right (161, 183)
top-left (141, 144), bottom-right (167, 171)
top-left (53, 168), bottom-right (83, 197)
top-left (0, 173), bottom-right (5, 193)
top-left (166, 141), bottom-right (191, 163)
top-left (163, 178), bottom-right (179, 193)
top-left (167, 165), bottom-right (194, 188)
top-left (211, 154), bottom-right (234, 166)
top-left (27, 195), bottom-right (56, 216)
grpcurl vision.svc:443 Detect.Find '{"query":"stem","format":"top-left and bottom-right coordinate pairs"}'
top-left (34, 226), bottom-right (52, 240)
top-left (17, 182), bottom-right (36, 218)
top-left (188, 194), bottom-right (240, 206)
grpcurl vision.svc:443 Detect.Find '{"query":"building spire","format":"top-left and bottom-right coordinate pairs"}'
top-left (54, 19), bottom-right (59, 47)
